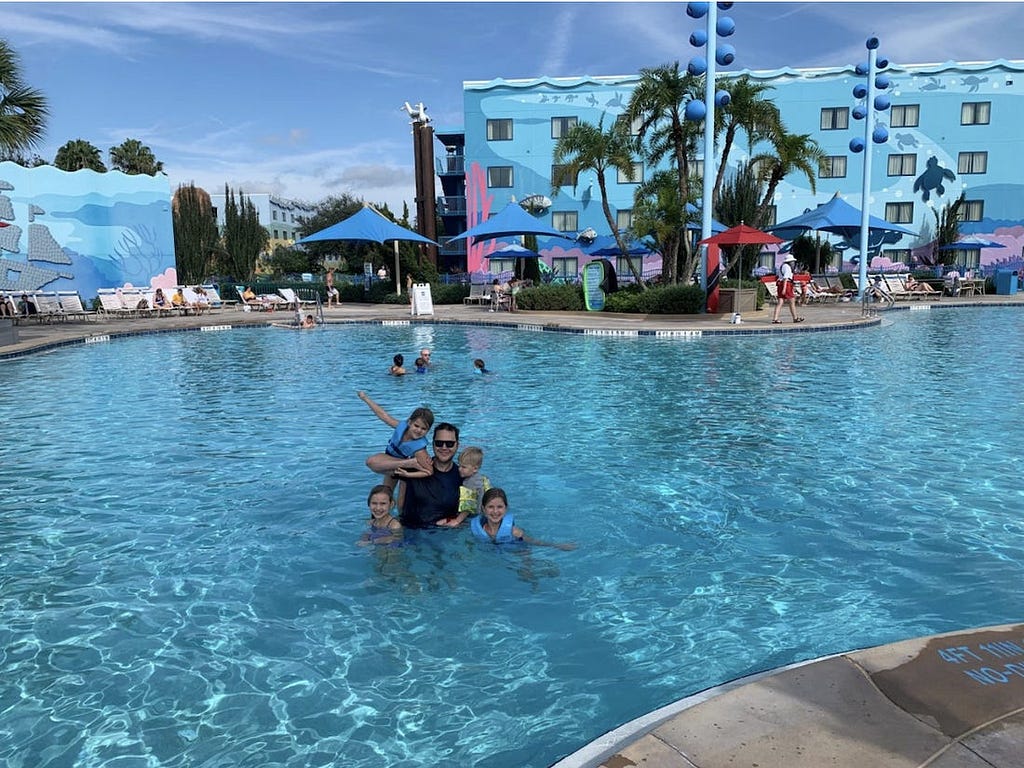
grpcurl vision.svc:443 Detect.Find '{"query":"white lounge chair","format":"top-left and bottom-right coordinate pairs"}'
top-left (56, 291), bottom-right (97, 321)
top-left (463, 282), bottom-right (489, 306)
top-left (97, 289), bottom-right (134, 318)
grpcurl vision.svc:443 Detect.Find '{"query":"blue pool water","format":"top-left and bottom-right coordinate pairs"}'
top-left (2, 309), bottom-right (1024, 767)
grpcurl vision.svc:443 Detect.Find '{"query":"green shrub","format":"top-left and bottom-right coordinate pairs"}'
top-left (602, 284), bottom-right (705, 314)
top-left (516, 284), bottom-right (585, 311)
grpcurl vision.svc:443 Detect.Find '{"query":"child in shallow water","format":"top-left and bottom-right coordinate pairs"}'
top-left (357, 391), bottom-right (434, 488)
top-left (358, 485), bottom-right (403, 546)
top-left (470, 488), bottom-right (576, 550)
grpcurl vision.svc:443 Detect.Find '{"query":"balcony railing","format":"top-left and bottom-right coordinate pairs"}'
top-left (436, 156), bottom-right (465, 175)
top-left (438, 196), bottom-right (466, 216)
top-left (439, 236), bottom-right (467, 256)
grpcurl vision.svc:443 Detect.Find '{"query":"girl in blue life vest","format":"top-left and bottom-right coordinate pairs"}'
top-left (470, 488), bottom-right (576, 550)
top-left (357, 391), bottom-right (434, 489)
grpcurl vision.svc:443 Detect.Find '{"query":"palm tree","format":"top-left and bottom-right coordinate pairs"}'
top-left (933, 192), bottom-right (965, 266)
top-left (552, 117), bottom-right (645, 285)
top-left (714, 160), bottom-right (766, 280)
top-left (0, 40), bottom-right (49, 157)
top-left (632, 169), bottom-right (695, 285)
top-left (749, 129), bottom-right (825, 228)
top-left (110, 138), bottom-right (164, 175)
top-left (54, 138), bottom-right (107, 172)
top-left (712, 75), bottom-right (780, 208)
top-left (625, 62), bottom-right (704, 282)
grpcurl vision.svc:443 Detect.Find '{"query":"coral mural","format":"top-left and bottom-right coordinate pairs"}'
top-left (0, 161), bottom-right (175, 301)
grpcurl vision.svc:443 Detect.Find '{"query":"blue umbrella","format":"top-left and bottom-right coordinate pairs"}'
top-left (767, 192), bottom-right (917, 241)
top-left (295, 205), bottom-right (437, 246)
top-left (486, 243), bottom-right (542, 259)
top-left (685, 202), bottom-right (728, 234)
top-left (449, 202), bottom-right (575, 244)
top-left (937, 235), bottom-right (1006, 251)
top-left (584, 234), bottom-right (657, 257)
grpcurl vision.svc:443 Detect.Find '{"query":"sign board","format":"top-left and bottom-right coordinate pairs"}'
top-left (582, 261), bottom-right (606, 311)
top-left (363, 262), bottom-right (373, 291)
top-left (411, 283), bottom-right (434, 316)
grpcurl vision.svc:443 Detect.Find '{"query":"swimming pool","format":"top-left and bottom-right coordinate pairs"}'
top-left (2, 309), bottom-right (1023, 767)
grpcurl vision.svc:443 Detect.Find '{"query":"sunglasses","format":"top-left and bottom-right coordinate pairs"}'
top-left (433, 439), bottom-right (457, 448)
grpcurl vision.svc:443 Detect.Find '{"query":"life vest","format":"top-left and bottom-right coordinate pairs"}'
top-left (471, 514), bottom-right (517, 543)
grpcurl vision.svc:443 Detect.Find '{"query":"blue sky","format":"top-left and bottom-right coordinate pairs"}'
top-left (4, 2), bottom-right (1021, 213)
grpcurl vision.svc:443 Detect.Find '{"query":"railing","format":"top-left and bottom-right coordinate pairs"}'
top-left (436, 156), bottom-right (465, 175)
top-left (438, 196), bottom-right (466, 215)
top-left (439, 237), bottom-right (467, 257)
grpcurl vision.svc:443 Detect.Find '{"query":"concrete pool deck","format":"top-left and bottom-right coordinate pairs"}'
top-left (3, 296), bottom-right (1023, 768)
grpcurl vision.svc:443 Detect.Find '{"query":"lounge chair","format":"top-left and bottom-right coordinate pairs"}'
top-left (202, 284), bottom-right (236, 310)
top-left (56, 291), bottom-right (97, 321)
top-left (760, 276), bottom-right (779, 305)
top-left (30, 292), bottom-right (67, 323)
top-left (881, 274), bottom-right (913, 301)
top-left (463, 282), bottom-right (489, 306)
top-left (277, 287), bottom-right (316, 311)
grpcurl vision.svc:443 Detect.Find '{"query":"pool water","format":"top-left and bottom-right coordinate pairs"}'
top-left (2, 309), bottom-right (1023, 767)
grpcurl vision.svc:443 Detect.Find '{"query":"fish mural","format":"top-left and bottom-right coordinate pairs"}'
top-left (0, 162), bottom-right (175, 300)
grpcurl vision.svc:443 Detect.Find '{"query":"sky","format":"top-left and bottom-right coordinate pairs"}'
top-left (4, 1), bottom-right (1022, 214)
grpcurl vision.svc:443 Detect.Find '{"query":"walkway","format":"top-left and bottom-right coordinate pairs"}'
top-left (3, 295), bottom-right (1023, 768)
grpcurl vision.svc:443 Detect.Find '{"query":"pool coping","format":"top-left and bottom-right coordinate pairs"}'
top-left (10, 295), bottom-right (1024, 360)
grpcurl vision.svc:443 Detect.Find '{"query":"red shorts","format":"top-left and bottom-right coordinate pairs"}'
top-left (777, 279), bottom-right (795, 300)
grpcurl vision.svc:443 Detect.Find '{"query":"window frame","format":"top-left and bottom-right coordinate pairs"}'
top-left (885, 201), bottom-right (914, 224)
top-left (820, 155), bottom-right (847, 179)
top-left (820, 107), bottom-right (850, 130)
top-left (616, 162), bottom-right (643, 184)
top-left (551, 210), bottom-right (578, 232)
top-left (551, 116), bottom-right (578, 140)
top-left (551, 163), bottom-right (577, 188)
top-left (486, 166), bottom-right (514, 188)
top-left (961, 101), bottom-right (991, 126)
top-left (616, 210), bottom-right (633, 231)
top-left (887, 153), bottom-right (917, 176)
top-left (551, 257), bottom-right (578, 280)
top-left (890, 104), bottom-right (920, 128)
top-left (957, 151), bottom-right (988, 174)
top-left (959, 200), bottom-right (984, 222)
top-left (486, 118), bottom-right (513, 141)
top-left (488, 257), bottom-right (515, 274)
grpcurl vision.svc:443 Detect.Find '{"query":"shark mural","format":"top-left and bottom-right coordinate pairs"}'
top-left (0, 162), bottom-right (176, 301)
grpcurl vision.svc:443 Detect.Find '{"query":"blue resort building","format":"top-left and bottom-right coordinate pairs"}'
top-left (435, 58), bottom-right (1024, 280)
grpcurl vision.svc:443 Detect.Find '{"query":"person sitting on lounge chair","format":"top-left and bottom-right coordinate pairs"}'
top-left (0, 293), bottom-right (16, 317)
top-left (866, 275), bottom-right (894, 305)
top-left (905, 275), bottom-right (938, 294)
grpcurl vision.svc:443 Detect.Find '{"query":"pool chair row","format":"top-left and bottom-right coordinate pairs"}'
top-left (759, 275), bottom-right (852, 305)
top-left (850, 274), bottom-right (945, 301)
top-left (96, 285), bottom-right (233, 319)
top-left (2, 290), bottom-right (97, 324)
top-left (234, 286), bottom-right (318, 313)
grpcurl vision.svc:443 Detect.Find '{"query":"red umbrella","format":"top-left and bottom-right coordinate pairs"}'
top-left (698, 223), bottom-right (784, 246)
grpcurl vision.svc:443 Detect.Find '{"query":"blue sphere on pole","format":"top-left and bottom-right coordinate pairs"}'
top-left (850, 137), bottom-right (865, 153)
top-left (688, 56), bottom-right (708, 76)
top-left (875, 74), bottom-right (890, 89)
top-left (853, 84), bottom-right (867, 99)
top-left (877, 58), bottom-right (889, 70)
top-left (855, 62), bottom-right (869, 76)
top-left (714, 90), bottom-right (731, 108)
top-left (872, 125), bottom-right (889, 144)
top-left (686, 2), bottom-right (709, 18)
top-left (690, 29), bottom-right (708, 47)
top-left (874, 94), bottom-right (891, 111)
top-left (685, 99), bottom-right (707, 122)
top-left (716, 44), bottom-right (736, 66)
top-left (852, 105), bottom-right (867, 120)
top-left (717, 2), bottom-right (733, 9)
top-left (716, 16), bottom-right (735, 36)
top-left (866, 36), bottom-right (879, 49)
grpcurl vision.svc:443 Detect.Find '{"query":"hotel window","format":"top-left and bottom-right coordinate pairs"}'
top-left (890, 104), bottom-right (920, 128)
top-left (487, 166), bottom-right (513, 188)
top-left (959, 200), bottom-right (984, 222)
top-left (885, 202), bottom-right (914, 224)
top-left (273, 229), bottom-right (279, 239)
top-left (489, 257), bottom-right (515, 274)
top-left (617, 256), bottom-right (642, 280)
top-left (617, 162), bottom-right (643, 184)
top-left (552, 257), bottom-right (578, 280)
top-left (486, 118), bottom-right (513, 141)
top-left (616, 114), bottom-right (643, 136)
top-left (887, 153), bottom-right (917, 176)
top-left (958, 151), bottom-right (987, 174)
top-left (961, 101), bottom-right (991, 125)
top-left (617, 210), bottom-right (633, 230)
top-left (820, 155), bottom-right (847, 178)
top-left (551, 164), bottom-right (577, 187)
top-left (552, 211), bottom-right (578, 232)
top-left (272, 210), bottom-right (278, 220)
top-left (551, 116), bottom-right (578, 139)
top-left (885, 248), bottom-right (912, 263)
top-left (820, 107), bottom-right (849, 130)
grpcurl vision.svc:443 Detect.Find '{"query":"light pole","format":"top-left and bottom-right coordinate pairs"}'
top-left (848, 38), bottom-right (891, 299)
top-left (685, 2), bottom-right (736, 311)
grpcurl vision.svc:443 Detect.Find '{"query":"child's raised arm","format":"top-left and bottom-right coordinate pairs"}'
top-left (358, 391), bottom-right (398, 428)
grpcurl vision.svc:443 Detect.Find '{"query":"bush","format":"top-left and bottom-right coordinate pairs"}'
top-left (516, 284), bottom-right (585, 311)
top-left (602, 284), bottom-right (705, 314)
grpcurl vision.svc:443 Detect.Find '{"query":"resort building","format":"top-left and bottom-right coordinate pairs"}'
top-left (437, 59), bottom-right (1024, 278)
top-left (208, 192), bottom-right (316, 254)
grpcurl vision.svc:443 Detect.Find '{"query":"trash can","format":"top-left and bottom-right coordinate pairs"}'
top-left (993, 269), bottom-right (1019, 295)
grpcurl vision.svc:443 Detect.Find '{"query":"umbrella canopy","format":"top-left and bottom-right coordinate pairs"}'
top-left (698, 223), bottom-right (784, 247)
top-left (584, 234), bottom-right (656, 257)
top-left (295, 205), bottom-right (437, 246)
top-left (767, 192), bottom-right (916, 241)
top-left (937, 235), bottom-right (1006, 251)
top-left (486, 243), bottom-right (542, 259)
top-left (449, 202), bottom-right (575, 244)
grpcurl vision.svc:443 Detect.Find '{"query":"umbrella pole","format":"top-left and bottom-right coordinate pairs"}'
top-left (393, 241), bottom-right (401, 296)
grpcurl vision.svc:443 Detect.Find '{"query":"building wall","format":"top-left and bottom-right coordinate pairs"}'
top-left (0, 161), bottom-right (175, 300)
top-left (462, 59), bottom-right (1024, 275)
top-left (208, 192), bottom-right (316, 254)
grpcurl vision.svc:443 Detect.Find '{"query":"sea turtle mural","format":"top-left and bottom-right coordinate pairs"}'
top-left (913, 156), bottom-right (956, 202)
top-left (894, 132), bottom-right (920, 151)
top-left (961, 75), bottom-right (988, 93)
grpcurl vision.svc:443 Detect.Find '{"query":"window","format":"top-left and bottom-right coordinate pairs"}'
top-left (890, 104), bottom-right (920, 128)
top-left (551, 116), bottom-right (578, 139)
top-left (961, 101), bottom-right (991, 125)
top-left (820, 155), bottom-right (847, 178)
top-left (616, 256), bottom-right (642, 281)
top-left (551, 164), bottom-right (577, 187)
top-left (617, 162), bottom-right (643, 184)
top-left (486, 118), bottom-right (513, 141)
top-left (887, 153), bottom-right (917, 176)
top-left (885, 248), bottom-right (912, 263)
top-left (885, 202), bottom-right (914, 224)
top-left (487, 166), bottom-right (513, 188)
top-left (489, 257), bottom-right (515, 274)
top-left (958, 151), bottom-right (987, 174)
top-left (552, 211), bottom-right (578, 232)
top-left (820, 107), bottom-right (849, 130)
top-left (273, 229), bottom-right (279, 239)
top-left (959, 200), bottom-right (984, 222)
top-left (617, 210), bottom-right (633, 230)
top-left (616, 114), bottom-right (642, 136)
top-left (552, 257), bottom-right (578, 280)
top-left (272, 210), bottom-right (278, 220)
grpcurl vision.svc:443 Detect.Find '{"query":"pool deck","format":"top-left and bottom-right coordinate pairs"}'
top-left (3, 296), bottom-right (1024, 768)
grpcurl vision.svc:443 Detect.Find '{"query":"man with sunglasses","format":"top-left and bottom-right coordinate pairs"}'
top-left (395, 423), bottom-right (462, 528)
